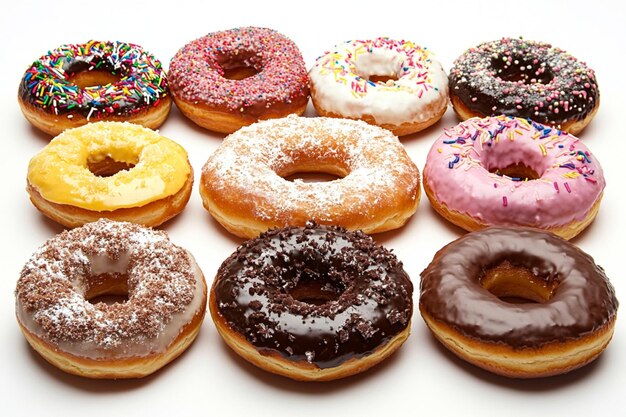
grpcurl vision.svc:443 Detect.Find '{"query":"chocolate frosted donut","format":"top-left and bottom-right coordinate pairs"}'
top-left (420, 227), bottom-right (618, 378)
top-left (210, 222), bottom-right (413, 381)
top-left (449, 38), bottom-right (599, 134)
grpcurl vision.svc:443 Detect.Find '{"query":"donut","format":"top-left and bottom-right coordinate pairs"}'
top-left (448, 38), bottom-right (599, 135)
top-left (168, 27), bottom-right (309, 134)
top-left (423, 115), bottom-right (605, 239)
top-left (419, 227), bottom-right (618, 378)
top-left (200, 115), bottom-right (421, 238)
top-left (27, 121), bottom-right (193, 228)
top-left (309, 38), bottom-right (449, 136)
top-left (210, 222), bottom-right (413, 381)
top-left (18, 40), bottom-right (171, 136)
top-left (15, 219), bottom-right (208, 379)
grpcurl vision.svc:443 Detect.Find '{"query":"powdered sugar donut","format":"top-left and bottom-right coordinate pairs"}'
top-left (423, 116), bottom-right (605, 239)
top-left (200, 115), bottom-right (421, 238)
top-left (168, 27), bottom-right (309, 134)
top-left (15, 220), bottom-right (207, 379)
top-left (309, 38), bottom-right (448, 136)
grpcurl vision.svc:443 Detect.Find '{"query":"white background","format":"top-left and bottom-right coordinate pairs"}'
top-left (1, 1), bottom-right (624, 416)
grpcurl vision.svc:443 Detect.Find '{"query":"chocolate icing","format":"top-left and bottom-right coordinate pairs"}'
top-left (213, 223), bottom-right (413, 369)
top-left (420, 227), bottom-right (618, 348)
top-left (449, 38), bottom-right (599, 128)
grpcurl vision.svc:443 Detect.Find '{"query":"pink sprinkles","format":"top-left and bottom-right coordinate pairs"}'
top-left (168, 27), bottom-right (309, 112)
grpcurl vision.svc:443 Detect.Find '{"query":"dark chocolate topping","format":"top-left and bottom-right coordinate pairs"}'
top-left (420, 227), bottom-right (618, 348)
top-left (213, 222), bottom-right (413, 369)
top-left (449, 38), bottom-right (599, 128)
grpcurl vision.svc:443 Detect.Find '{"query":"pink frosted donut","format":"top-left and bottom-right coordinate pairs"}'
top-left (423, 116), bottom-right (605, 239)
top-left (168, 27), bottom-right (310, 133)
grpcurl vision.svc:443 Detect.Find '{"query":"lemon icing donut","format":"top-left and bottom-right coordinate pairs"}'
top-left (309, 38), bottom-right (449, 136)
top-left (423, 116), bottom-right (605, 239)
top-left (18, 40), bottom-right (171, 136)
top-left (15, 220), bottom-right (207, 379)
top-left (200, 115), bottom-right (421, 238)
top-left (27, 122), bottom-right (193, 228)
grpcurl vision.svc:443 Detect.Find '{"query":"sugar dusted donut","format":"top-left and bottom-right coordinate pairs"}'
top-left (168, 27), bottom-right (309, 134)
top-left (449, 38), bottom-right (599, 135)
top-left (309, 37), bottom-right (448, 136)
top-left (18, 40), bottom-right (171, 136)
top-left (27, 122), bottom-right (193, 228)
top-left (423, 116), bottom-right (605, 239)
top-left (420, 227), bottom-right (618, 378)
top-left (15, 220), bottom-right (207, 379)
top-left (211, 222), bottom-right (413, 381)
top-left (200, 115), bottom-right (421, 238)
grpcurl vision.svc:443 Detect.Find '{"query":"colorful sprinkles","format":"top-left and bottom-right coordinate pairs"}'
top-left (312, 38), bottom-right (437, 98)
top-left (449, 38), bottom-right (599, 129)
top-left (19, 40), bottom-right (169, 120)
top-left (168, 27), bottom-right (309, 113)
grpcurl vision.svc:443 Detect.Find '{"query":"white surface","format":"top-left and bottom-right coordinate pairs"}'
top-left (1, 1), bottom-right (624, 416)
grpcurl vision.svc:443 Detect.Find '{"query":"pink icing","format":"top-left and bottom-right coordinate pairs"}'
top-left (423, 116), bottom-right (605, 228)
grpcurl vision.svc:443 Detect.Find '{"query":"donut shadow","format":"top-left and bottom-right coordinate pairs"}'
top-left (33, 211), bottom-right (67, 235)
top-left (217, 337), bottom-right (408, 393)
top-left (166, 103), bottom-right (228, 141)
top-left (424, 330), bottom-right (605, 391)
top-left (26, 123), bottom-right (55, 143)
top-left (199, 211), bottom-right (246, 246)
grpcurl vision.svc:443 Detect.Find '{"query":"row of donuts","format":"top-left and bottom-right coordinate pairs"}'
top-left (18, 28), bottom-right (599, 137)
top-left (26, 115), bottom-right (604, 240)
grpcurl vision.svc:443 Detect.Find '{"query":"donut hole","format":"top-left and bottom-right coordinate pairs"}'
top-left (355, 52), bottom-right (401, 85)
top-left (216, 52), bottom-right (262, 80)
top-left (69, 70), bottom-right (123, 89)
top-left (283, 171), bottom-right (343, 183)
top-left (288, 278), bottom-right (345, 306)
top-left (278, 160), bottom-right (349, 183)
top-left (491, 55), bottom-right (555, 85)
top-left (84, 275), bottom-right (129, 306)
top-left (88, 156), bottom-right (137, 177)
top-left (481, 261), bottom-right (557, 304)
top-left (489, 163), bottom-right (541, 181)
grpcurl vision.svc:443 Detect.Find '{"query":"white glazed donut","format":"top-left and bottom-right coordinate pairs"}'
top-left (309, 38), bottom-right (449, 136)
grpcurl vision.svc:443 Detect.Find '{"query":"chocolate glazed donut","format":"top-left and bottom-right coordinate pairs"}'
top-left (210, 222), bottom-right (413, 381)
top-left (419, 227), bottom-right (618, 378)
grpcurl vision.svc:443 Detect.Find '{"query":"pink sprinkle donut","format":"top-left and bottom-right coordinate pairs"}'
top-left (423, 116), bottom-right (605, 239)
top-left (168, 27), bottom-right (310, 133)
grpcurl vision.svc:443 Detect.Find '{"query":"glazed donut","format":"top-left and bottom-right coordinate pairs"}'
top-left (423, 116), bottom-right (605, 239)
top-left (449, 38), bottom-right (599, 135)
top-left (27, 121), bottom-right (193, 228)
top-left (210, 222), bottom-right (413, 381)
top-left (18, 40), bottom-right (171, 136)
top-left (200, 115), bottom-right (421, 238)
top-left (419, 227), bottom-right (618, 378)
top-left (168, 27), bottom-right (309, 134)
top-left (15, 219), bottom-right (207, 379)
top-left (309, 38), bottom-right (448, 136)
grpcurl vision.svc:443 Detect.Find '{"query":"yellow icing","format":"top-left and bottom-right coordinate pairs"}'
top-left (27, 122), bottom-right (191, 211)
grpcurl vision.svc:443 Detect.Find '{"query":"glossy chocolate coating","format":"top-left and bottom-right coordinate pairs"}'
top-left (420, 227), bottom-right (618, 347)
top-left (213, 223), bottom-right (413, 369)
top-left (449, 38), bottom-right (599, 128)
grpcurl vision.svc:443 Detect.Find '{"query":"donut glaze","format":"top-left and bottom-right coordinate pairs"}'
top-left (309, 38), bottom-right (448, 136)
top-left (419, 227), bottom-right (618, 377)
top-left (18, 40), bottom-right (171, 135)
top-left (15, 220), bottom-right (207, 378)
top-left (449, 38), bottom-right (599, 134)
top-left (211, 223), bottom-right (413, 380)
top-left (168, 27), bottom-right (309, 133)
top-left (423, 116), bottom-right (605, 239)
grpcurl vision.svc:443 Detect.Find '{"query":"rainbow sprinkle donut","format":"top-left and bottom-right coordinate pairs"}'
top-left (423, 116), bottom-right (605, 239)
top-left (309, 38), bottom-right (449, 136)
top-left (18, 40), bottom-right (171, 136)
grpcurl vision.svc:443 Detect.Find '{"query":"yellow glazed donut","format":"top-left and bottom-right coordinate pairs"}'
top-left (27, 122), bottom-right (192, 228)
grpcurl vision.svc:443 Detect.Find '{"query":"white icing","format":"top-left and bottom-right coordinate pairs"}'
top-left (309, 38), bottom-right (449, 126)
